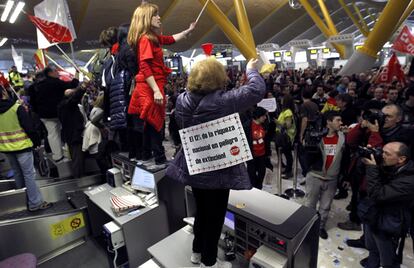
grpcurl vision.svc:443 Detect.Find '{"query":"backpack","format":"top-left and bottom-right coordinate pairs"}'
top-left (89, 48), bottom-right (111, 86)
top-left (102, 55), bottom-right (116, 88)
top-left (107, 45), bottom-right (137, 130)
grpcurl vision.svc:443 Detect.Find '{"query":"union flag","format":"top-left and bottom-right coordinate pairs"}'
top-left (27, 14), bottom-right (74, 44)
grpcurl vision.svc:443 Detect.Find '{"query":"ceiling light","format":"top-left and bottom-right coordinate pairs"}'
top-left (0, 38), bottom-right (8, 47)
top-left (1, 0), bottom-right (15, 22)
top-left (9, 1), bottom-right (25, 24)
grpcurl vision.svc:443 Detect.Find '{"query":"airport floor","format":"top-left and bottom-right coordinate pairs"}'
top-left (259, 153), bottom-right (414, 268)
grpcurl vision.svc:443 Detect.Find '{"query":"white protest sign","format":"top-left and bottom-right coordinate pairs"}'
top-left (257, 98), bottom-right (277, 112)
top-left (179, 113), bottom-right (252, 175)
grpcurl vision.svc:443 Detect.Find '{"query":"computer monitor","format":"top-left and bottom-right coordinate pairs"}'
top-left (131, 166), bottom-right (156, 193)
top-left (224, 211), bottom-right (235, 231)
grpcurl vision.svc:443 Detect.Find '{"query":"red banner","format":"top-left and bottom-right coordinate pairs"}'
top-left (392, 26), bottom-right (414, 55)
top-left (27, 14), bottom-right (74, 44)
top-left (375, 53), bottom-right (405, 84)
top-left (0, 72), bottom-right (10, 88)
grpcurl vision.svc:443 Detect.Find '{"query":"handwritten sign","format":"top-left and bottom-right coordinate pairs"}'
top-left (179, 113), bottom-right (252, 175)
top-left (257, 98), bottom-right (277, 112)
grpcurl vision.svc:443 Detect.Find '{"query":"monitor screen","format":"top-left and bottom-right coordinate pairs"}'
top-left (131, 166), bottom-right (156, 192)
top-left (224, 211), bottom-right (235, 230)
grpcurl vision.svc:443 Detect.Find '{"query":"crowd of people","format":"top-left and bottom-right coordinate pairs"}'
top-left (1, 2), bottom-right (414, 268)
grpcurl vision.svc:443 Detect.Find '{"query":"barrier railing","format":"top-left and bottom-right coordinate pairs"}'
top-left (285, 143), bottom-right (305, 198)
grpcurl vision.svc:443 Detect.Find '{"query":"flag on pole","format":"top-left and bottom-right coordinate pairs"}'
top-left (33, 49), bottom-right (47, 70)
top-left (0, 72), bottom-right (10, 88)
top-left (375, 53), bottom-right (405, 85)
top-left (28, 0), bottom-right (76, 49)
top-left (392, 25), bottom-right (414, 55)
top-left (11, 45), bottom-right (24, 73)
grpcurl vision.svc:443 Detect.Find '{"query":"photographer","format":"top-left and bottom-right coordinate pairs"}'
top-left (381, 104), bottom-right (412, 147)
top-left (337, 108), bottom-right (384, 233)
top-left (361, 142), bottom-right (414, 268)
top-left (305, 111), bottom-right (346, 239)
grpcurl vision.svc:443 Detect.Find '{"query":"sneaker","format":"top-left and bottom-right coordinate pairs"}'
top-left (200, 259), bottom-right (232, 268)
top-left (29, 201), bottom-right (53, 212)
top-left (191, 253), bottom-right (201, 264)
top-left (282, 171), bottom-right (293, 179)
top-left (319, 228), bottom-right (328, 240)
top-left (346, 238), bottom-right (365, 249)
top-left (359, 256), bottom-right (368, 267)
top-left (337, 220), bottom-right (362, 231)
top-left (333, 190), bottom-right (348, 200)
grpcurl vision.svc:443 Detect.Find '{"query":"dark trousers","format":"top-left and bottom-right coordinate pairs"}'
top-left (247, 156), bottom-right (266, 189)
top-left (365, 224), bottom-right (400, 268)
top-left (350, 160), bottom-right (366, 223)
top-left (298, 143), bottom-right (309, 177)
top-left (127, 129), bottom-right (143, 160)
top-left (275, 133), bottom-right (293, 174)
top-left (192, 187), bottom-right (230, 266)
top-left (143, 124), bottom-right (165, 163)
top-left (69, 143), bottom-right (84, 178)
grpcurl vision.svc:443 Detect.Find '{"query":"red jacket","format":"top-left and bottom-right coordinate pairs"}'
top-left (128, 35), bottom-right (175, 131)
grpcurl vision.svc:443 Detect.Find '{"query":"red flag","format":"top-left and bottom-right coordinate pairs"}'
top-left (392, 26), bottom-right (414, 55)
top-left (57, 69), bottom-right (74, 82)
top-left (27, 14), bottom-right (74, 44)
top-left (0, 72), bottom-right (10, 88)
top-left (375, 53), bottom-right (405, 84)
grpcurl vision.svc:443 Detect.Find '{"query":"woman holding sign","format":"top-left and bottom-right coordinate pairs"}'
top-left (167, 58), bottom-right (265, 268)
top-left (127, 3), bottom-right (195, 164)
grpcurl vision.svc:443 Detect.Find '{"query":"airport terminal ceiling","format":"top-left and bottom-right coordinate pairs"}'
top-left (0, 0), bottom-right (398, 61)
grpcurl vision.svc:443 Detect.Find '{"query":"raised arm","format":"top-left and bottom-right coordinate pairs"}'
top-left (172, 22), bottom-right (196, 42)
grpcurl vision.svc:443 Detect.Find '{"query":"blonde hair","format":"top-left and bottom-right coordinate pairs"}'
top-left (127, 3), bottom-right (159, 48)
top-left (93, 94), bottom-right (104, 109)
top-left (187, 58), bottom-right (228, 94)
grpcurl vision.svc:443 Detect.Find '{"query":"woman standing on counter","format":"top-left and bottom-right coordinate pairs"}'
top-left (167, 57), bottom-right (266, 268)
top-left (127, 3), bottom-right (195, 165)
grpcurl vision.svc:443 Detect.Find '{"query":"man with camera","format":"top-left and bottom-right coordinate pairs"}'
top-left (304, 111), bottom-right (346, 239)
top-left (337, 107), bottom-right (384, 233)
top-left (361, 142), bottom-right (414, 268)
top-left (338, 103), bottom-right (412, 232)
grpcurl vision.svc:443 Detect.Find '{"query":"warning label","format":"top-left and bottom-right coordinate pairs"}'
top-left (50, 212), bottom-right (85, 239)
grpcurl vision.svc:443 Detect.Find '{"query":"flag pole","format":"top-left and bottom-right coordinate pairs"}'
top-left (54, 44), bottom-right (90, 80)
top-left (1, 83), bottom-right (21, 101)
top-left (44, 54), bottom-right (67, 71)
top-left (84, 51), bottom-right (98, 69)
top-left (195, 0), bottom-right (210, 24)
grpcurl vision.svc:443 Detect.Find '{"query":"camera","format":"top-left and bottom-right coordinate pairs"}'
top-left (303, 121), bottom-right (328, 152)
top-left (361, 110), bottom-right (385, 128)
top-left (358, 146), bottom-right (383, 161)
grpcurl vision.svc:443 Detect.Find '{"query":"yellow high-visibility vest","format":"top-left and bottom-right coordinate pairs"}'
top-left (0, 102), bottom-right (33, 152)
top-left (8, 72), bottom-right (24, 87)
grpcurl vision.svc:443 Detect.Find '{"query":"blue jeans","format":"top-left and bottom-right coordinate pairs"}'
top-left (6, 151), bottom-right (43, 209)
top-left (365, 224), bottom-right (400, 268)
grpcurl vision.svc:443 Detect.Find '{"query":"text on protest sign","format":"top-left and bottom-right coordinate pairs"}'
top-left (179, 113), bottom-right (252, 175)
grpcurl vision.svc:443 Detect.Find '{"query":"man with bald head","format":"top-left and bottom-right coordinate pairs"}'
top-left (362, 142), bottom-right (414, 268)
top-left (381, 104), bottom-right (412, 148)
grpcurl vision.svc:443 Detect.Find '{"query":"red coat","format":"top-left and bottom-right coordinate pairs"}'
top-left (345, 123), bottom-right (383, 190)
top-left (128, 35), bottom-right (175, 131)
